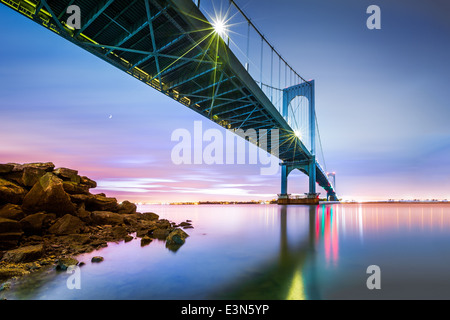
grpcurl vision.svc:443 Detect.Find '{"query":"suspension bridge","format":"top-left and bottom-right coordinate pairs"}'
top-left (1, 0), bottom-right (338, 203)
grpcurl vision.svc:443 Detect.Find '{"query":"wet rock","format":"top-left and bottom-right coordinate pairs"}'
top-left (0, 204), bottom-right (25, 221)
top-left (0, 178), bottom-right (28, 205)
top-left (48, 214), bottom-right (85, 235)
top-left (22, 173), bottom-right (77, 216)
top-left (166, 228), bottom-right (189, 246)
top-left (110, 225), bottom-right (128, 240)
top-left (20, 213), bottom-right (56, 236)
top-left (55, 257), bottom-right (79, 271)
top-left (136, 220), bottom-right (158, 238)
top-left (155, 219), bottom-right (172, 229)
top-left (140, 236), bottom-right (152, 247)
top-left (142, 212), bottom-right (159, 221)
top-left (59, 234), bottom-right (91, 245)
top-left (152, 228), bottom-right (170, 240)
top-left (179, 222), bottom-right (192, 227)
top-left (123, 213), bottom-right (140, 228)
top-left (0, 268), bottom-right (29, 281)
top-left (117, 200), bottom-right (137, 215)
top-left (91, 256), bottom-right (104, 263)
top-left (124, 235), bottom-right (134, 242)
top-left (91, 211), bottom-right (124, 225)
top-left (2, 244), bottom-right (45, 263)
top-left (0, 282), bottom-right (11, 292)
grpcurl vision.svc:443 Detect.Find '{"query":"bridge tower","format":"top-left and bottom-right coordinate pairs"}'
top-left (278, 80), bottom-right (337, 203)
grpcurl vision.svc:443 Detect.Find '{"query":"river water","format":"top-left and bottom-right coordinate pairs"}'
top-left (2, 203), bottom-right (450, 300)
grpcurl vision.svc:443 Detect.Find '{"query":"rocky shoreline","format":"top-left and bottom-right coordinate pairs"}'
top-left (0, 162), bottom-right (192, 290)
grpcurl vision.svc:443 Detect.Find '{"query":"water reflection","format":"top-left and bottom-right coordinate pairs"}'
top-left (217, 203), bottom-right (450, 300)
top-left (316, 205), bottom-right (339, 267)
top-left (218, 205), bottom-right (320, 300)
top-left (3, 204), bottom-right (450, 300)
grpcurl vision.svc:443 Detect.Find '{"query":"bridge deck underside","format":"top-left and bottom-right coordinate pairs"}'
top-left (1, 0), bottom-right (335, 195)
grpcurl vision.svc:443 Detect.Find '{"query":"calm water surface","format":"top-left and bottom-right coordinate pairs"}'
top-left (3, 203), bottom-right (450, 300)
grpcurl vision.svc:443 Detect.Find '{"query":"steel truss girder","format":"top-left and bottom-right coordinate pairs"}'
top-left (148, 51), bottom-right (205, 82)
top-left (105, 5), bottom-right (169, 56)
top-left (130, 34), bottom-right (186, 70)
top-left (39, 0), bottom-right (68, 35)
top-left (166, 66), bottom-right (216, 91)
top-left (194, 87), bottom-right (243, 107)
top-left (92, 0), bottom-right (139, 38)
top-left (75, 0), bottom-right (115, 37)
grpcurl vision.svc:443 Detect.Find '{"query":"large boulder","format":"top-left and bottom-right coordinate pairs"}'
top-left (19, 212), bottom-right (56, 235)
top-left (117, 201), bottom-right (137, 215)
top-left (62, 181), bottom-right (90, 195)
top-left (155, 219), bottom-right (172, 229)
top-left (135, 220), bottom-right (158, 238)
top-left (166, 228), bottom-right (189, 246)
top-left (80, 176), bottom-right (97, 189)
top-left (76, 203), bottom-right (92, 223)
top-left (0, 164), bottom-right (14, 174)
top-left (55, 257), bottom-right (79, 271)
top-left (0, 178), bottom-right (28, 205)
top-left (0, 217), bottom-right (22, 234)
top-left (152, 228), bottom-right (170, 240)
top-left (0, 218), bottom-right (23, 250)
top-left (12, 162), bottom-right (55, 172)
top-left (142, 212), bottom-right (159, 221)
top-left (87, 194), bottom-right (119, 212)
top-left (54, 167), bottom-right (78, 181)
top-left (48, 214), bottom-right (85, 235)
top-left (91, 211), bottom-right (124, 225)
top-left (69, 194), bottom-right (92, 204)
top-left (22, 166), bottom-right (46, 188)
top-left (2, 244), bottom-right (44, 263)
top-left (0, 204), bottom-right (25, 221)
top-left (110, 225), bottom-right (128, 240)
top-left (22, 173), bottom-right (77, 216)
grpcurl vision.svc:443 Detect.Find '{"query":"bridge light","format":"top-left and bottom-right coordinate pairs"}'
top-left (294, 130), bottom-right (302, 139)
top-left (213, 18), bottom-right (228, 38)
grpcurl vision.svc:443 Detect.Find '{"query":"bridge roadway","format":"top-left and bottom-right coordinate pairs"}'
top-left (1, 0), bottom-right (338, 200)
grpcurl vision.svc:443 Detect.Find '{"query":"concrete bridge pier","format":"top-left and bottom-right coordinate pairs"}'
top-left (278, 159), bottom-right (320, 205)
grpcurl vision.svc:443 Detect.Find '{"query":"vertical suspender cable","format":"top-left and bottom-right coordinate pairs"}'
top-left (270, 49), bottom-right (273, 102)
top-left (260, 37), bottom-right (263, 89)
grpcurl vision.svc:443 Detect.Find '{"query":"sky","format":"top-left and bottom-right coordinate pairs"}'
top-left (0, 0), bottom-right (449, 202)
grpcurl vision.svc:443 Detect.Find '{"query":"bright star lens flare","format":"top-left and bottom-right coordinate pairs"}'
top-left (294, 130), bottom-right (302, 138)
top-left (213, 18), bottom-right (228, 38)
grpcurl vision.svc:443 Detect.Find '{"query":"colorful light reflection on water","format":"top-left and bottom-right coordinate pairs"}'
top-left (2, 203), bottom-right (450, 300)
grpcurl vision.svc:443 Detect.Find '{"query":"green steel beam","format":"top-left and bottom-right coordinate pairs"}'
top-left (92, 0), bottom-right (139, 38)
top-left (166, 66), bottom-right (216, 91)
top-left (145, 0), bottom-right (162, 91)
top-left (75, 0), bottom-right (114, 37)
top-left (129, 34), bottom-right (186, 70)
top-left (105, 5), bottom-right (169, 56)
